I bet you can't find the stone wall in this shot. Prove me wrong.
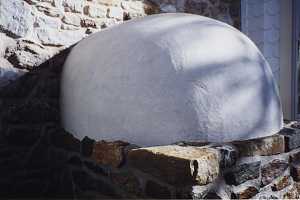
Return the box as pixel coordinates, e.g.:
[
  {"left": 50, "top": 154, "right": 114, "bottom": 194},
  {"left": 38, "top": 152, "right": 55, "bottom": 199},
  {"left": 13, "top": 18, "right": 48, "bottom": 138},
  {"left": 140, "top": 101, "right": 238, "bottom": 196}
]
[
  {"left": 0, "top": 48, "right": 299, "bottom": 198},
  {"left": 0, "top": 0, "right": 240, "bottom": 87}
]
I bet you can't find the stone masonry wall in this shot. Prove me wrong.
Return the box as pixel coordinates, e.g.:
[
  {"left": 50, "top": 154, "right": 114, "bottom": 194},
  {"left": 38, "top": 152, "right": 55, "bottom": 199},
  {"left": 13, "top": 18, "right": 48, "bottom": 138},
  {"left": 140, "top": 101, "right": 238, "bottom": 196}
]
[
  {"left": 0, "top": 48, "right": 300, "bottom": 198},
  {"left": 0, "top": 0, "right": 240, "bottom": 86}
]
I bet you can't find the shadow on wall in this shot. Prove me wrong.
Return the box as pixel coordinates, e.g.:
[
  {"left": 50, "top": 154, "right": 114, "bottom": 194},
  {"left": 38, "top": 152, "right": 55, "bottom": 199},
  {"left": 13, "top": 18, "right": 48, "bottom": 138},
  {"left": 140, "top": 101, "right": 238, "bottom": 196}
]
[
  {"left": 0, "top": 46, "right": 139, "bottom": 199},
  {"left": 0, "top": 46, "right": 93, "bottom": 198}
]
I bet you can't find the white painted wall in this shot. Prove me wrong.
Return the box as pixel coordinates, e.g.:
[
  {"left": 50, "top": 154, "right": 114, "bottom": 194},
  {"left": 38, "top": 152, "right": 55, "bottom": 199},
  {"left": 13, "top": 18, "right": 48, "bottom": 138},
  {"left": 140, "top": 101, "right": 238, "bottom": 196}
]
[{"left": 241, "top": 0, "right": 280, "bottom": 83}]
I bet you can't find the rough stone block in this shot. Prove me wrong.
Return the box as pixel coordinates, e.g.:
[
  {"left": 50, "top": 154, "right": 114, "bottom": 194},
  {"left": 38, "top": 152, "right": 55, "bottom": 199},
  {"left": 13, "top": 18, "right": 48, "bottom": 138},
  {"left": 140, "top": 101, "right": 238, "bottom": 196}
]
[
  {"left": 176, "top": 184, "right": 219, "bottom": 199},
  {"left": 224, "top": 161, "right": 260, "bottom": 185},
  {"left": 97, "top": 0, "right": 120, "bottom": 7},
  {"left": 80, "top": 136, "right": 95, "bottom": 157},
  {"left": 80, "top": 18, "right": 97, "bottom": 28},
  {"left": 128, "top": 145, "right": 219, "bottom": 186},
  {"left": 90, "top": 140, "right": 129, "bottom": 168},
  {"left": 51, "top": 130, "right": 81, "bottom": 152},
  {"left": 214, "top": 144, "right": 238, "bottom": 168},
  {"left": 278, "top": 127, "right": 300, "bottom": 151},
  {"left": 62, "top": 13, "right": 81, "bottom": 26},
  {"left": 291, "top": 161, "right": 300, "bottom": 181},
  {"left": 108, "top": 7, "right": 124, "bottom": 19},
  {"left": 232, "top": 185, "right": 258, "bottom": 199},
  {"left": 283, "top": 184, "right": 299, "bottom": 199},
  {"left": 110, "top": 170, "right": 142, "bottom": 197},
  {"left": 289, "top": 151, "right": 300, "bottom": 162},
  {"left": 261, "top": 159, "right": 289, "bottom": 187},
  {"left": 62, "top": 0, "right": 83, "bottom": 13},
  {"left": 271, "top": 176, "right": 292, "bottom": 191},
  {"left": 84, "top": 5, "right": 107, "bottom": 18},
  {"left": 233, "top": 134, "right": 285, "bottom": 156},
  {"left": 145, "top": 180, "right": 171, "bottom": 199}
]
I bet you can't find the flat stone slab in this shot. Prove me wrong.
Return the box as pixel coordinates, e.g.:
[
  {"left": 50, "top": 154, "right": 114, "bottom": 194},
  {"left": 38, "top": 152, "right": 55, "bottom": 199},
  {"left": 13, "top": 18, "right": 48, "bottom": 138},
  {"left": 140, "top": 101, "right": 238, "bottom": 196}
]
[
  {"left": 232, "top": 134, "right": 285, "bottom": 156},
  {"left": 224, "top": 161, "right": 261, "bottom": 186},
  {"left": 127, "top": 145, "right": 219, "bottom": 186},
  {"left": 278, "top": 127, "right": 300, "bottom": 151},
  {"left": 61, "top": 13, "right": 283, "bottom": 146}
]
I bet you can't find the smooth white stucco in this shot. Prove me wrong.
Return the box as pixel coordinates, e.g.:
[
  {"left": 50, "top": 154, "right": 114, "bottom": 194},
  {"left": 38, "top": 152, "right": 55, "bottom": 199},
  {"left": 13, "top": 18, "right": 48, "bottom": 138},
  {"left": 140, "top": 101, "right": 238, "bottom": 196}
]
[{"left": 61, "top": 13, "right": 283, "bottom": 146}]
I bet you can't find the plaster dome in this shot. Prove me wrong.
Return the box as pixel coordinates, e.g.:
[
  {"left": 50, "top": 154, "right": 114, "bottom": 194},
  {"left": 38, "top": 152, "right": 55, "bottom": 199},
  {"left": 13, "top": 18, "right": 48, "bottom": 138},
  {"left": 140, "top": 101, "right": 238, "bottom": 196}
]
[{"left": 61, "top": 13, "right": 283, "bottom": 146}]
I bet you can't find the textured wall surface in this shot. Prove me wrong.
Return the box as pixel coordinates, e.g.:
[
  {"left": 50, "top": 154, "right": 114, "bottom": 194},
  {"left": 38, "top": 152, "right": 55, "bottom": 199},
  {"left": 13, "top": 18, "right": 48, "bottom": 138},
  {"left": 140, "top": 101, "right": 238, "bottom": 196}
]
[
  {"left": 0, "top": 0, "right": 240, "bottom": 87},
  {"left": 241, "top": 0, "right": 280, "bottom": 82},
  {"left": 61, "top": 13, "right": 282, "bottom": 146}
]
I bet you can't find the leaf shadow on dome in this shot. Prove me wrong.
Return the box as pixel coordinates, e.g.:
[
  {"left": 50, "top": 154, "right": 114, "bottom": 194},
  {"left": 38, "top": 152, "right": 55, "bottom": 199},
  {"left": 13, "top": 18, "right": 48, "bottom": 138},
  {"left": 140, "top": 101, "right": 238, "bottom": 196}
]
[{"left": 146, "top": 19, "right": 282, "bottom": 141}]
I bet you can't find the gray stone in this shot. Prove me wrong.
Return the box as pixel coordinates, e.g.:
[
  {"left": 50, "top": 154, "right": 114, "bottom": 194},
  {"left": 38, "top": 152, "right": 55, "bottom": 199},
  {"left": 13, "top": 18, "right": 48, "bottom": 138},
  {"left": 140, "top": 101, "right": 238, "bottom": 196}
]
[
  {"left": 145, "top": 180, "right": 171, "bottom": 199},
  {"left": 35, "top": 15, "right": 62, "bottom": 29},
  {"left": 5, "top": 40, "right": 53, "bottom": 69},
  {"left": 160, "top": 3, "right": 177, "bottom": 13},
  {"left": 36, "top": 28, "right": 86, "bottom": 46},
  {"left": 84, "top": 5, "right": 107, "bottom": 18},
  {"left": 61, "top": 13, "right": 283, "bottom": 146},
  {"left": 0, "top": 60, "right": 24, "bottom": 87},
  {"left": 232, "top": 185, "right": 259, "bottom": 199},
  {"left": 0, "top": 0, "right": 35, "bottom": 38},
  {"left": 108, "top": 7, "right": 124, "bottom": 19},
  {"left": 291, "top": 161, "right": 300, "bottom": 182},
  {"left": 128, "top": 145, "right": 220, "bottom": 186},
  {"left": 190, "top": 184, "right": 213, "bottom": 199},
  {"left": 261, "top": 159, "right": 289, "bottom": 187},
  {"left": 214, "top": 144, "right": 238, "bottom": 168},
  {"left": 224, "top": 161, "right": 261, "bottom": 185},
  {"left": 271, "top": 176, "right": 292, "bottom": 191},
  {"left": 62, "top": 0, "right": 83, "bottom": 13},
  {"left": 62, "top": 13, "right": 81, "bottom": 26},
  {"left": 278, "top": 127, "right": 300, "bottom": 151},
  {"left": 233, "top": 134, "right": 285, "bottom": 156}
]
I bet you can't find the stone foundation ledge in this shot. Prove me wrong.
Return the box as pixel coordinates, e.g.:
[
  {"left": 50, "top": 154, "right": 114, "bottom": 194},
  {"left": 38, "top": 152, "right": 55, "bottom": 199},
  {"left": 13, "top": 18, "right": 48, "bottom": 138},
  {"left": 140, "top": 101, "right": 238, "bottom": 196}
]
[{"left": 75, "top": 121, "right": 300, "bottom": 199}]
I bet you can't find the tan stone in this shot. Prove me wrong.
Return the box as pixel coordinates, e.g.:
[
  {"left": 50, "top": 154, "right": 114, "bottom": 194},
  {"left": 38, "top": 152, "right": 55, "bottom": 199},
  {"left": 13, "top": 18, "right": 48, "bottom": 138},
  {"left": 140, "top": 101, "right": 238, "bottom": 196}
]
[
  {"left": 96, "top": 0, "right": 120, "bottom": 7},
  {"left": 261, "top": 159, "right": 288, "bottom": 187},
  {"left": 283, "top": 184, "right": 299, "bottom": 199},
  {"left": 233, "top": 134, "right": 285, "bottom": 156},
  {"left": 90, "top": 140, "right": 129, "bottom": 168},
  {"left": 271, "top": 176, "right": 291, "bottom": 191},
  {"left": 291, "top": 161, "right": 300, "bottom": 181},
  {"left": 233, "top": 186, "right": 258, "bottom": 199},
  {"left": 128, "top": 145, "right": 219, "bottom": 186}
]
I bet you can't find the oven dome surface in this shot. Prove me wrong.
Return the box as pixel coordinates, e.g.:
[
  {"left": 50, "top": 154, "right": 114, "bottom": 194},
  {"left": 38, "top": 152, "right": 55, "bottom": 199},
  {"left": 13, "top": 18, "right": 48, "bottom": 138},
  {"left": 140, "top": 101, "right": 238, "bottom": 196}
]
[{"left": 61, "top": 13, "right": 283, "bottom": 146}]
